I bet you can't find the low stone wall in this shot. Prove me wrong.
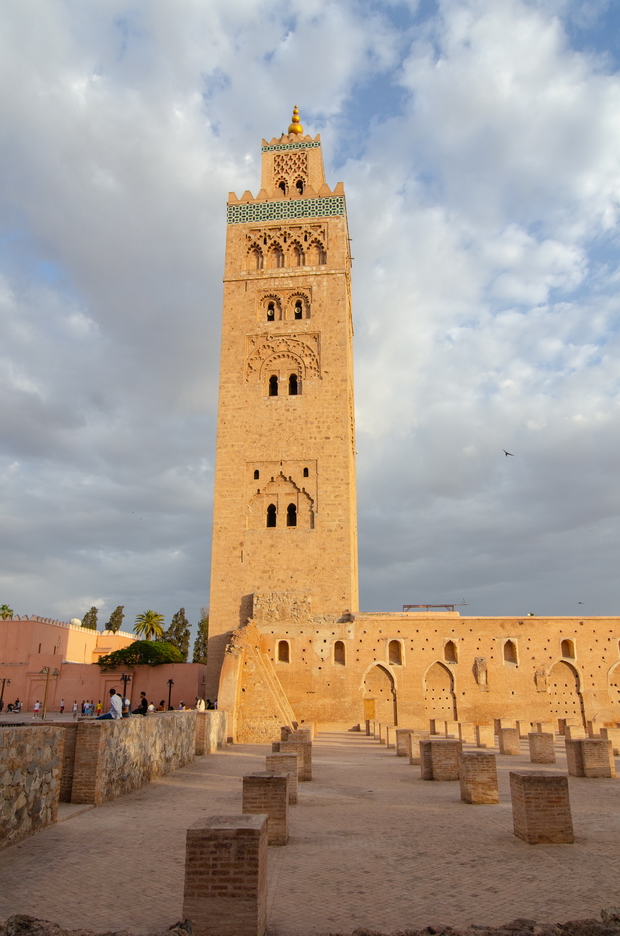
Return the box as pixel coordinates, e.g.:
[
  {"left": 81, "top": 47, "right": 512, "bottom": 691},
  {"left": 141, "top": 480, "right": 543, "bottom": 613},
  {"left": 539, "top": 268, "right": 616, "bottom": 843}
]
[
  {"left": 0, "top": 726, "right": 64, "bottom": 849},
  {"left": 71, "top": 712, "right": 197, "bottom": 805},
  {"left": 195, "top": 710, "right": 227, "bottom": 755}
]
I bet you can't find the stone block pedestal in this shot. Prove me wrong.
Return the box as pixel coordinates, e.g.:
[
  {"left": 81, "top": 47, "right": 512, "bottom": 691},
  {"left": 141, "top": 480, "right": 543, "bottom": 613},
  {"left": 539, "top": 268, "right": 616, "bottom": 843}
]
[
  {"left": 420, "top": 739, "right": 462, "bottom": 780},
  {"left": 265, "top": 753, "right": 298, "bottom": 804},
  {"left": 509, "top": 771, "right": 574, "bottom": 844},
  {"left": 528, "top": 732, "right": 556, "bottom": 764},
  {"left": 242, "top": 773, "right": 289, "bottom": 845},
  {"left": 458, "top": 752, "right": 499, "bottom": 804},
  {"left": 498, "top": 727, "right": 521, "bottom": 755}
]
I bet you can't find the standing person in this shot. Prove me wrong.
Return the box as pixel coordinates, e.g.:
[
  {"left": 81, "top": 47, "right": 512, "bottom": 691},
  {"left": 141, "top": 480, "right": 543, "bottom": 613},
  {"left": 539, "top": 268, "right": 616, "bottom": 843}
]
[
  {"left": 96, "top": 688, "right": 123, "bottom": 720},
  {"left": 60, "top": 699, "right": 65, "bottom": 714},
  {"left": 96, "top": 700, "right": 102, "bottom": 716},
  {"left": 132, "top": 692, "right": 148, "bottom": 716},
  {"left": 72, "top": 701, "right": 78, "bottom": 719},
  {"left": 33, "top": 700, "right": 40, "bottom": 718}
]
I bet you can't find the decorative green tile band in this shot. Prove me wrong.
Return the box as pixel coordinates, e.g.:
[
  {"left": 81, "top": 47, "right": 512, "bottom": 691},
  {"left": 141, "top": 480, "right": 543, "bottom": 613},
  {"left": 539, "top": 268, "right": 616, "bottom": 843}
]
[
  {"left": 227, "top": 195, "right": 345, "bottom": 224},
  {"left": 261, "top": 141, "right": 321, "bottom": 153}
]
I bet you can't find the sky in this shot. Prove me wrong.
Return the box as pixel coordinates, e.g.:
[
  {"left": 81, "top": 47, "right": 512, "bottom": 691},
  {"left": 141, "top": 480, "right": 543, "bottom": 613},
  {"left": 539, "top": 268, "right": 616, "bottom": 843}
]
[{"left": 1, "top": 0, "right": 620, "bottom": 636}]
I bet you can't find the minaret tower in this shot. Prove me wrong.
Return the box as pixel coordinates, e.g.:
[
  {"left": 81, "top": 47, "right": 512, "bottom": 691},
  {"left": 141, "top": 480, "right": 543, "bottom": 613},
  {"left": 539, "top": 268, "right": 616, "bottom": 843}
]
[{"left": 206, "top": 108, "right": 358, "bottom": 695}]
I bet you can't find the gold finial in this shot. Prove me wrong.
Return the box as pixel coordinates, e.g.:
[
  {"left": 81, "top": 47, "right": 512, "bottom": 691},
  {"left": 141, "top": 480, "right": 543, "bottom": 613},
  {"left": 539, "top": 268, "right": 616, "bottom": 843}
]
[{"left": 288, "top": 105, "right": 303, "bottom": 135}]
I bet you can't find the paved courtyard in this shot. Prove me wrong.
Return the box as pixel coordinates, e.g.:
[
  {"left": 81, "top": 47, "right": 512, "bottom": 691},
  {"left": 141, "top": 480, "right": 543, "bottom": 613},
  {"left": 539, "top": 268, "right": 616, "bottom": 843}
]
[{"left": 0, "top": 731, "right": 619, "bottom": 935}]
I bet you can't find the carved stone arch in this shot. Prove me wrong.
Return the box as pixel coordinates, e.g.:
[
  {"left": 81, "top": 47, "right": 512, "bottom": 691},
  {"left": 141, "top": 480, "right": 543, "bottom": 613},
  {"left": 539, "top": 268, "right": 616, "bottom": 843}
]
[
  {"left": 260, "top": 293, "right": 283, "bottom": 322},
  {"left": 288, "top": 291, "right": 310, "bottom": 320},
  {"left": 247, "top": 244, "right": 264, "bottom": 271},
  {"left": 423, "top": 660, "right": 457, "bottom": 722},
  {"left": 362, "top": 663, "right": 397, "bottom": 725},
  {"left": 275, "top": 177, "right": 288, "bottom": 195},
  {"left": 246, "top": 336, "right": 320, "bottom": 381},
  {"left": 288, "top": 241, "right": 305, "bottom": 268},
  {"left": 307, "top": 239, "right": 326, "bottom": 265},
  {"left": 247, "top": 472, "right": 314, "bottom": 531},
  {"left": 548, "top": 659, "right": 586, "bottom": 727},
  {"left": 262, "top": 352, "right": 305, "bottom": 383},
  {"left": 268, "top": 242, "right": 285, "bottom": 268}
]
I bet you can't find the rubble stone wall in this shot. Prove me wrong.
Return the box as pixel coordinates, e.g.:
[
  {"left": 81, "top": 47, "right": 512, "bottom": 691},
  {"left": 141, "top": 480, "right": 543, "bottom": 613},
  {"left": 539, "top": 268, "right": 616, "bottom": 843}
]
[{"left": 0, "top": 726, "right": 64, "bottom": 849}]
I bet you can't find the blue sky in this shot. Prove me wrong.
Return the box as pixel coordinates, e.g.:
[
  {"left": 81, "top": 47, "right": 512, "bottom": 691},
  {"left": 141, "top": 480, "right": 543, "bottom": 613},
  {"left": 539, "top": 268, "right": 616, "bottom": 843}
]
[{"left": 1, "top": 0, "right": 620, "bottom": 635}]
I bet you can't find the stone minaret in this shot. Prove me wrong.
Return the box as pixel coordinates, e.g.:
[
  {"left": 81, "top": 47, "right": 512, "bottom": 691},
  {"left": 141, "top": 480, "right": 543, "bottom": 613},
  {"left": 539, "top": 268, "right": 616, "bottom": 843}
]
[{"left": 206, "top": 108, "right": 358, "bottom": 696}]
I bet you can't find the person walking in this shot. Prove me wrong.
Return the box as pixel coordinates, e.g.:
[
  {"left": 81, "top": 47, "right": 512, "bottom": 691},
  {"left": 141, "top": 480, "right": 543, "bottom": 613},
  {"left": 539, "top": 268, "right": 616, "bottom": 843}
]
[
  {"left": 33, "top": 700, "right": 40, "bottom": 718},
  {"left": 96, "top": 688, "right": 123, "bottom": 720},
  {"left": 60, "top": 699, "right": 65, "bottom": 714},
  {"left": 72, "top": 701, "right": 78, "bottom": 719},
  {"left": 96, "top": 700, "right": 102, "bottom": 716}
]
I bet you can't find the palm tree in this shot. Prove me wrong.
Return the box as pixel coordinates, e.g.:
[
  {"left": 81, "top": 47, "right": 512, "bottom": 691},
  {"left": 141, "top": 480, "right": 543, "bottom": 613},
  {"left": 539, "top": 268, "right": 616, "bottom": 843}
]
[
  {"left": 0, "top": 604, "right": 14, "bottom": 620},
  {"left": 134, "top": 610, "right": 165, "bottom": 641}
]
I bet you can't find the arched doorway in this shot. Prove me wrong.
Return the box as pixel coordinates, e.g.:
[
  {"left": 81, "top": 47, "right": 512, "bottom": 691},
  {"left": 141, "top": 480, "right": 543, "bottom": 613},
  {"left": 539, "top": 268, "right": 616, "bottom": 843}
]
[
  {"left": 548, "top": 660, "right": 585, "bottom": 727},
  {"left": 363, "top": 664, "right": 397, "bottom": 725},
  {"left": 424, "top": 662, "right": 457, "bottom": 722},
  {"left": 608, "top": 663, "right": 620, "bottom": 713}
]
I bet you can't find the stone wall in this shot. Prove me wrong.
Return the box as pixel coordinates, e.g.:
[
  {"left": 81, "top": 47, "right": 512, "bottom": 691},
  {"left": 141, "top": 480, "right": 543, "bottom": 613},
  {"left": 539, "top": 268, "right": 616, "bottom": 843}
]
[
  {"left": 194, "top": 710, "right": 227, "bottom": 755},
  {"left": 0, "top": 726, "right": 63, "bottom": 849},
  {"left": 70, "top": 712, "right": 197, "bottom": 806}
]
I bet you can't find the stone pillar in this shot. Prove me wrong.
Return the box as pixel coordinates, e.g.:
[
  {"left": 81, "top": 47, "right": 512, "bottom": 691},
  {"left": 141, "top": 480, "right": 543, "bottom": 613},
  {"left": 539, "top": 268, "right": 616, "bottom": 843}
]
[
  {"left": 475, "top": 725, "right": 495, "bottom": 748},
  {"left": 420, "top": 739, "right": 462, "bottom": 780},
  {"left": 536, "top": 722, "right": 555, "bottom": 735},
  {"left": 408, "top": 733, "right": 430, "bottom": 765},
  {"left": 378, "top": 723, "right": 387, "bottom": 744},
  {"left": 458, "top": 723, "right": 476, "bottom": 744},
  {"left": 600, "top": 727, "right": 620, "bottom": 756},
  {"left": 528, "top": 732, "right": 556, "bottom": 764},
  {"left": 280, "top": 727, "right": 291, "bottom": 741},
  {"left": 565, "top": 725, "right": 586, "bottom": 740},
  {"left": 183, "top": 815, "right": 267, "bottom": 936},
  {"left": 565, "top": 738, "right": 585, "bottom": 776},
  {"left": 385, "top": 725, "right": 396, "bottom": 749},
  {"left": 509, "top": 771, "right": 574, "bottom": 844},
  {"left": 372, "top": 721, "right": 379, "bottom": 739},
  {"left": 517, "top": 721, "right": 533, "bottom": 739},
  {"left": 276, "top": 740, "right": 312, "bottom": 781},
  {"left": 498, "top": 727, "right": 520, "bottom": 755},
  {"left": 290, "top": 728, "right": 312, "bottom": 742},
  {"left": 242, "top": 773, "right": 289, "bottom": 846},
  {"left": 581, "top": 738, "right": 616, "bottom": 778},
  {"left": 587, "top": 720, "right": 602, "bottom": 738},
  {"left": 396, "top": 729, "right": 413, "bottom": 757},
  {"left": 265, "top": 753, "right": 298, "bottom": 805},
  {"left": 444, "top": 720, "right": 459, "bottom": 738},
  {"left": 458, "top": 752, "right": 499, "bottom": 804},
  {"left": 365, "top": 719, "right": 371, "bottom": 736}
]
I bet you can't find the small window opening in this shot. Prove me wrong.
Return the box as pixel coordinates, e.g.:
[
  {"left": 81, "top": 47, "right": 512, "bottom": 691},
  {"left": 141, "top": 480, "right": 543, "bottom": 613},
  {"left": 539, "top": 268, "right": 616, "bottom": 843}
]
[
  {"left": 267, "top": 302, "right": 275, "bottom": 321},
  {"left": 444, "top": 640, "right": 457, "bottom": 663},
  {"left": 296, "top": 179, "right": 304, "bottom": 194},
  {"left": 318, "top": 248, "right": 327, "bottom": 265},
  {"left": 289, "top": 374, "right": 298, "bottom": 395},
  {"left": 278, "top": 640, "right": 290, "bottom": 662},
  {"left": 269, "top": 375, "right": 278, "bottom": 396},
  {"left": 266, "top": 504, "right": 277, "bottom": 527},
  {"left": 561, "top": 639, "right": 575, "bottom": 659},
  {"left": 504, "top": 640, "right": 518, "bottom": 664},
  {"left": 303, "top": 467, "right": 309, "bottom": 477},
  {"left": 287, "top": 503, "right": 297, "bottom": 527},
  {"left": 254, "top": 469, "right": 260, "bottom": 480},
  {"left": 389, "top": 640, "right": 402, "bottom": 665},
  {"left": 38, "top": 643, "right": 42, "bottom": 653},
  {"left": 278, "top": 181, "right": 286, "bottom": 194},
  {"left": 295, "top": 301, "right": 303, "bottom": 319},
  {"left": 334, "top": 641, "right": 346, "bottom": 665}
]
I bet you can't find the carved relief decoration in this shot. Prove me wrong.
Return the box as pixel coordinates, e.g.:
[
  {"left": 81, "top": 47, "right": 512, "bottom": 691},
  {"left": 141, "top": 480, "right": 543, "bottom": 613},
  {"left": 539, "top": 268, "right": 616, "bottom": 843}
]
[{"left": 246, "top": 334, "right": 320, "bottom": 380}]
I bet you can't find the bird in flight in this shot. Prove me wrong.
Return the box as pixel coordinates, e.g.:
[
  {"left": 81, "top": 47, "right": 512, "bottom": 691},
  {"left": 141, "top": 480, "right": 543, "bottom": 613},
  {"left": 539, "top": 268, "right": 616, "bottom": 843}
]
[{"left": 503, "top": 450, "right": 514, "bottom": 457}]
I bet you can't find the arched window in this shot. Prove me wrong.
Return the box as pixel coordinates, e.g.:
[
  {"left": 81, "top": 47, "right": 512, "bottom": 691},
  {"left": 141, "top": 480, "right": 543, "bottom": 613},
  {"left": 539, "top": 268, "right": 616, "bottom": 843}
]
[
  {"left": 267, "top": 302, "right": 275, "bottom": 321},
  {"left": 277, "top": 640, "right": 289, "bottom": 662},
  {"left": 444, "top": 640, "right": 457, "bottom": 663},
  {"left": 287, "top": 503, "right": 297, "bottom": 527},
  {"left": 318, "top": 248, "right": 327, "bottom": 265},
  {"left": 504, "top": 640, "right": 518, "bottom": 664},
  {"left": 292, "top": 246, "right": 304, "bottom": 267},
  {"left": 254, "top": 469, "right": 260, "bottom": 480},
  {"left": 278, "top": 181, "right": 287, "bottom": 195},
  {"left": 561, "top": 639, "right": 575, "bottom": 659},
  {"left": 334, "top": 641, "right": 345, "bottom": 665},
  {"left": 303, "top": 467, "right": 309, "bottom": 477},
  {"left": 269, "top": 375, "right": 278, "bottom": 396},
  {"left": 389, "top": 640, "right": 402, "bottom": 665},
  {"left": 289, "top": 374, "right": 298, "bottom": 395},
  {"left": 266, "top": 504, "right": 277, "bottom": 527},
  {"left": 295, "top": 179, "right": 304, "bottom": 194},
  {"left": 249, "top": 248, "right": 263, "bottom": 270},
  {"left": 271, "top": 248, "right": 284, "bottom": 269},
  {"left": 294, "top": 301, "right": 303, "bottom": 319}
]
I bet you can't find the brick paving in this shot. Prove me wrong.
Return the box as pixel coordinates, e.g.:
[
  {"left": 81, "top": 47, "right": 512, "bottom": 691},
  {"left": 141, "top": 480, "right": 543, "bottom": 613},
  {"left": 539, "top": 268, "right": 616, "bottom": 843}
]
[{"left": 1, "top": 731, "right": 619, "bottom": 934}]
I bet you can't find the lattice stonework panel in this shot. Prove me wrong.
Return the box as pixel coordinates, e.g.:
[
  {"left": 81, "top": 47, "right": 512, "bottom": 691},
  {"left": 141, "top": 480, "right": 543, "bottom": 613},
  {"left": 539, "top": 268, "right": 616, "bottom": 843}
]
[
  {"left": 227, "top": 196, "right": 345, "bottom": 224},
  {"left": 245, "top": 334, "right": 320, "bottom": 380},
  {"left": 261, "top": 141, "right": 321, "bottom": 153},
  {"left": 273, "top": 152, "right": 308, "bottom": 184}
]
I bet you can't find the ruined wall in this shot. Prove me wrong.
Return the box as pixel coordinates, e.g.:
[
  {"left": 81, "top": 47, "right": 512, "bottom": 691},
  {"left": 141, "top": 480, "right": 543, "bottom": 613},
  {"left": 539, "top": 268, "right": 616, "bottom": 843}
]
[
  {"left": 0, "top": 725, "right": 63, "bottom": 849},
  {"left": 70, "top": 712, "right": 197, "bottom": 805},
  {"left": 195, "top": 710, "right": 227, "bottom": 755}
]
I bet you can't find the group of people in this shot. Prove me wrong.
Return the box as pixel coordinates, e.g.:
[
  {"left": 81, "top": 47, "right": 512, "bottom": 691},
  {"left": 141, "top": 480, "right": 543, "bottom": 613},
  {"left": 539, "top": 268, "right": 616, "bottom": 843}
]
[
  {"left": 95, "top": 689, "right": 217, "bottom": 719},
  {"left": 0, "top": 698, "right": 22, "bottom": 713}
]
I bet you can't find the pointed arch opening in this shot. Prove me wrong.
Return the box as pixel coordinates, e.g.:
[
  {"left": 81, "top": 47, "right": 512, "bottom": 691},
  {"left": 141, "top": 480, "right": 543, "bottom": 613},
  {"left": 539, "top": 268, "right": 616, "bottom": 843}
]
[
  {"left": 286, "top": 503, "right": 297, "bottom": 527},
  {"left": 444, "top": 640, "right": 458, "bottom": 663},
  {"left": 363, "top": 664, "right": 397, "bottom": 725},
  {"left": 503, "top": 640, "right": 518, "bottom": 664},
  {"left": 424, "top": 661, "right": 457, "bottom": 722},
  {"left": 561, "top": 639, "right": 575, "bottom": 659},
  {"left": 549, "top": 660, "right": 585, "bottom": 727},
  {"left": 289, "top": 374, "right": 298, "bottom": 395},
  {"left": 269, "top": 375, "right": 278, "bottom": 397},
  {"left": 266, "top": 504, "right": 277, "bottom": 528},
  {"left": 388, "top": 640, "right": 402, "bottom": 666}
]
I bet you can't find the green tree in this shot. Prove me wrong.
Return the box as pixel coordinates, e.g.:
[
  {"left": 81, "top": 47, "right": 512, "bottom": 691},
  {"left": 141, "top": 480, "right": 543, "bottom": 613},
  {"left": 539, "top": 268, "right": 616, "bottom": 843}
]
[
  {"left": 162, "top": 607, "right": 190, "bottom": 662},
  {"left": 81, "top": 607, "right": 98, "bottom": 630},
  {"left": 192, "top": 607, "right": 209, "bottom": 664},
  {"left": 96, "top": 640, "right": 183, "bottom": 671},
  {"left": 106, "top": 605, "right": 125, "bottom": 633},
  {"left": 0, "top": 604, "right": 14, "bottom": 620},
  {"left": 134, "top": 610, "right": 165, "bottom": 641}
]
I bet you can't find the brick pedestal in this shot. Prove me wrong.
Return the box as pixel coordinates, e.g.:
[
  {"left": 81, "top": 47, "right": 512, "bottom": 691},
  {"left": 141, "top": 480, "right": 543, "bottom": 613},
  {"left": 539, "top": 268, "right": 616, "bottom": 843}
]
[
  {"left": 528, "top": 732, "right": 555, "bottom": 764},
  {"left": 265, "top": 753, "right": 298, "bottom": 804},
  {"left": 408, "top": 732, "right": 430, "bottom": 765},
  {"left": 600, "top": 727, "right": 620, "bottom": 755},
  {"left": 242, "top": 773, "right": 289, "bottom": 846},
  {"left": 587, "top": 720, "right": 603, "bottom": 738},
  {"left": 498, "top": 727, "right": 521, "bottom": 755},
  {"left": 290, "top": 728, "right": 312, "bottom": 742},
  {"left": 365, "top": 719, "right": 371, "bottom": 736},
  {"left": 444, "top": 720, "right": 459, "bottom": 738},
  {"left": 183, "top": 815, "right": 267, "bottom": 936},
  {"left": 565, "top": 725, "right": 586, "bottom": 740},
  {"left": 420, "top": 739, "right": 462, "bottom": 780},
  {"left": 475, "top": 724, "right": 494, "bottom": 748},
  {"left": 509, "top": 771, "right": 574, "bottom": 844},
  {"left": 396, "top": 729, "right": 412, "bottom": 756},
  {"left": 385, "top": 725, "right": 396, "bottom": 749},
  {"left": 458, "top": 723, "right": 476, "bottom": 744},
  {"left": 566, "top": 738, "right": 615, "bottom": 777},
  {"left": 458, "top": 752, "right": 499, "bottom": 804},
  {"left": 274, "top": 740, "right": 312, "bottom": 781},
  {"left": 536, "top": 722, "right": 555, "bottom": 735}
]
